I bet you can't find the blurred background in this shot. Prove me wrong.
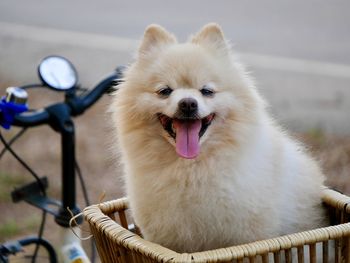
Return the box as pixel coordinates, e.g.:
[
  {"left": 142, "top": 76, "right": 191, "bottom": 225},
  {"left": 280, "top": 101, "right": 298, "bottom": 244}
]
[{"left": 0, "top": 0, "right": 349, "bottom": 261}]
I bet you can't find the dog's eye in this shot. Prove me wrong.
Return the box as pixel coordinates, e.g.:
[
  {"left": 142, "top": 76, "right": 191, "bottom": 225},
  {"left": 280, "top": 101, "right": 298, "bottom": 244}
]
[
  {"left": 157, "top": 86, "right": 173, "bottom": 97},
  {"left": 200, "top": 88, "right": 215, "bottom": 97}
]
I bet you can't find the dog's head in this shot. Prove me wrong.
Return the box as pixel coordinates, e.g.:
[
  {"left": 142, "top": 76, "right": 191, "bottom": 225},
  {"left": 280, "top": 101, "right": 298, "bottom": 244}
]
[{"left": 114, "top": 24, "right": 264, "bottom": 160}]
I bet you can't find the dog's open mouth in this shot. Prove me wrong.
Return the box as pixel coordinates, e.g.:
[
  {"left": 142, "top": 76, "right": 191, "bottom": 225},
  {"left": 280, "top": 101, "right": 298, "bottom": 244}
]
[{"left": 157, "top": 113, "right": 215, "bottom": 159}]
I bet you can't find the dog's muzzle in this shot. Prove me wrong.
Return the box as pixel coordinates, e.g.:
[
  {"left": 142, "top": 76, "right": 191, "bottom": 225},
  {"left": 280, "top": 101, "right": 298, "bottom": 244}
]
[{"left": 158, "top": 102, "right": 215, "bottom": 159}]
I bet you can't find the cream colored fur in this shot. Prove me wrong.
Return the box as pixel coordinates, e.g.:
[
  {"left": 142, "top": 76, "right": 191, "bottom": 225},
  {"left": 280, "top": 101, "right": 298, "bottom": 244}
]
[{"left": 110, "top": 23, "right": 327, "bottom": 253}]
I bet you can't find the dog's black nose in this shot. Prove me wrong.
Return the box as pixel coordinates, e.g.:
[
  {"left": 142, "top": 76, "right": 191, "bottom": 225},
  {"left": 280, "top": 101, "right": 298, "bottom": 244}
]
[{"left": 178, "top": 98, "right": 198, "bottom": 115}]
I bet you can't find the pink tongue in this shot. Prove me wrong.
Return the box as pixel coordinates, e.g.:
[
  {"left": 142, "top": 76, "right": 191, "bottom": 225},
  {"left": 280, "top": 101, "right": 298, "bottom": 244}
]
[{"left": 173, "top": 119, "right": 202, "bottom": 159}]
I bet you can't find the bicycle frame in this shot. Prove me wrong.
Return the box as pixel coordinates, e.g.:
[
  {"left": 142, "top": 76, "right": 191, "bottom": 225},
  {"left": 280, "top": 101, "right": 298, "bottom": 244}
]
[
  {"left": 48, "top": 102, "right": 90, "bottom": 263},
  {"left": 46, "top": 101, "right": 81, "bottom": 227},
  {"left": 9, "top": 98, "right": 91, "bottom": 263},
  {"left": 1, "top": 57, "right": 122, "bottom": 262}
]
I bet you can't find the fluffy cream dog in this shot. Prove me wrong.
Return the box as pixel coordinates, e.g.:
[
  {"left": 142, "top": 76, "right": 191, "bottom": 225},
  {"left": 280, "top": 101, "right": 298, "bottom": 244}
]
[{"left": 111, "top": 23, "right": 326, "bottom": 253}]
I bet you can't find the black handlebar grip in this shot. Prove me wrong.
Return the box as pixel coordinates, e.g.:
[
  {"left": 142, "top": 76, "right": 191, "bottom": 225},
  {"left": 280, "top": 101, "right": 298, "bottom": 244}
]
[{"left": 107, "top": 66, "right": 126, "bottom": 94}]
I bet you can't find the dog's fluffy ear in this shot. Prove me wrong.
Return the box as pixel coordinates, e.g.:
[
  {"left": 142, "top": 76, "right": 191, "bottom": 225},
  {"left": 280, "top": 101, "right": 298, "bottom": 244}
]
[
  {"left": 191, "top": 23, "right": 229, "bottom": 53},
  {"left": 139, "top": 24, "right": 177, "bottom": 56}
]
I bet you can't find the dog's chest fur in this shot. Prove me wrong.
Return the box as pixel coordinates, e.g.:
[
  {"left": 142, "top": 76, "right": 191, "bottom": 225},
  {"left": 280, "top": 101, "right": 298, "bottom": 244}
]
[{"left": 122, "top": 124, "right": 323, "bottom": 253}]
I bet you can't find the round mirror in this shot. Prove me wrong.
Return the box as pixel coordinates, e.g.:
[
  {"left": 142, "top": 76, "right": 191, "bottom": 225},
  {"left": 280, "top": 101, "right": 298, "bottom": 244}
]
[{"left": 38, "top": 56, "right": 78, "bottom": 90}]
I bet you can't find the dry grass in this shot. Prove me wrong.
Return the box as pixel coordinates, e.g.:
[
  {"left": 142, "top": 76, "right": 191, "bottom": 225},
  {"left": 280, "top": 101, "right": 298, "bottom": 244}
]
[
  {"left": 298, "top": 130, "right": 350, "bottom": 194},
  {"left": 0, "top": 85, "right": 350, "bottom": 260}
]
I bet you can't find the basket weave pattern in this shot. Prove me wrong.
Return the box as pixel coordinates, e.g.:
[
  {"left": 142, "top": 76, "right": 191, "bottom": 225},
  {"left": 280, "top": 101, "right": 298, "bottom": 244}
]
[{"left": 84, "top": 189, "right": 350, "bottom": 263}]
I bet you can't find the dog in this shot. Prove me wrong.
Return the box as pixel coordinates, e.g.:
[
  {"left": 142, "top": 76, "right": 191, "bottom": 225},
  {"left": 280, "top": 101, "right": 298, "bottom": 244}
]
[{"left": 110, "top": 23, "right": 327, "bottom": 253}]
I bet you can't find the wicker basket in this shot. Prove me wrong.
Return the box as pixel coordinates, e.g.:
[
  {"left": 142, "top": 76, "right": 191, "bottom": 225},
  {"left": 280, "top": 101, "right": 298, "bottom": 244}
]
[{"left": 84, "top": 189, "right": 350, "bottom": 263}]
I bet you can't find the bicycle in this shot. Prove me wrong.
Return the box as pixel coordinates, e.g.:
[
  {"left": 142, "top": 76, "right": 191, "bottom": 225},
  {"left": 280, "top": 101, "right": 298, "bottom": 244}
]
[{"left": 0, "top": 55, "right": 123, "bottom": 263}]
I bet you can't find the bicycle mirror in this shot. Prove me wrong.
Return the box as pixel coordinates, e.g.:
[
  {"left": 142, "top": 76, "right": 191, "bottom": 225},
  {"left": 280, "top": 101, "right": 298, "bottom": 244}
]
[{"left": 38, "top": 56, "right": 78, "bottom": 91}]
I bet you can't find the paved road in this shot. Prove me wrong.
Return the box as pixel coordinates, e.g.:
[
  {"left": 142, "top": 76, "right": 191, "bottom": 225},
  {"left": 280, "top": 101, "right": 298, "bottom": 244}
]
[{"left": 0, "top": 0, "right": 349, "bottom": 133}]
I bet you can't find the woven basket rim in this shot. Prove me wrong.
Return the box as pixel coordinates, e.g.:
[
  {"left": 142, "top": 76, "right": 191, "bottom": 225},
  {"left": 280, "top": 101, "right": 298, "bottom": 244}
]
[{"left": 84, "top": 188, "right": 350, "bottom": 261}]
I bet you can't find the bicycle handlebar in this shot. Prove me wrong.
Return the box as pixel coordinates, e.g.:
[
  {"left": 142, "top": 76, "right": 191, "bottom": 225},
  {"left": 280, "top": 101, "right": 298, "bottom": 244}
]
[
  {"left": 68, "top": 74, "right": 118, "bottom": 116},
  {"left": 13, "top": 110, "right": 50, "bottom": 127},
  {"left": 12, "top": 71, "right": 121, "bottom": 127}
]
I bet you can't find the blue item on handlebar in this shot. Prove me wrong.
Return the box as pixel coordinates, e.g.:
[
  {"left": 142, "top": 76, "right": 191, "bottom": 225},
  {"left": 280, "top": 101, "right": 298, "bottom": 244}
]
[{"left": 0, "top": 97, "right": 28, "bottom": 129}]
